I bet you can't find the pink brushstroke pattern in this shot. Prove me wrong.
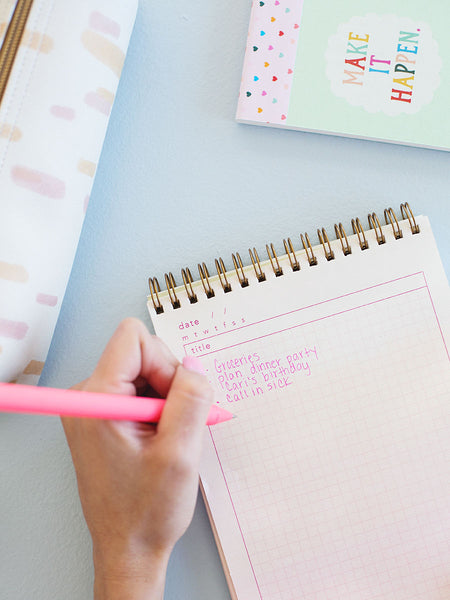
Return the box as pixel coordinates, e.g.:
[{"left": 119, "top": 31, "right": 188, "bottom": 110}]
[
  {"left": 50, "top": 105, "right": 76, "bottom": 120},
  {"left": 36, "top": 293, "right": 58, "bottom": 307},
  {"left": 84, "top": 91, "right": 111, "bottom": 116},
  {"left": 11, "top": 165, "right": 65, "bottom": 199},
  {"left": 0, "top": 318, "right": 28, "bottom": 340},
  {"left": 89, "top": 11, "right": 120, "bottom": 39}
]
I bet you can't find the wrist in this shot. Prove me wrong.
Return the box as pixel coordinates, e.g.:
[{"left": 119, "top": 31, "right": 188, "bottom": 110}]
[{"left": 93, "top": 546, "right": 170, "bottom": 600}]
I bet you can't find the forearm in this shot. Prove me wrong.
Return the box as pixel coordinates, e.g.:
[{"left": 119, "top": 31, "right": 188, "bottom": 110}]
[
  {"left": 62, "top": 321, "right": 213, "bottom": 600},
  {"left": 94, "top": 575, "right": 165, "bottom": 600},
  {"left": 93, "top": 550, "right": 169, "bottom": 600}
]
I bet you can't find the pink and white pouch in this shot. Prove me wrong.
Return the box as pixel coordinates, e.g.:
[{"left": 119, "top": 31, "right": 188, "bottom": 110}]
[{"left": 0, "top": 0, "right": 138, "bottom": 383}]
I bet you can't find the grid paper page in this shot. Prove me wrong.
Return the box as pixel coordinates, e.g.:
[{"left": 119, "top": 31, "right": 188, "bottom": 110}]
[{"left": 149, "top": 216, "right": 450, "bottom": 600}]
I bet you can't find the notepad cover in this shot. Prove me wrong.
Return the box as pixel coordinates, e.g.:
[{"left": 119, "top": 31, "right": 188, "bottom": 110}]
[{"left": 236, "top": 0, "right": 450, "bottom": 151}]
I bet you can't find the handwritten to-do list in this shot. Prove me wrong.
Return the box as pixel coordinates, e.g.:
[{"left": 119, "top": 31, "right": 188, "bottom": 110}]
[
  {"left": 212, "top": 346, "right": 319, "bottom": 402},
  {"left": 149, "top": 216, "right": 450, "bottom": 600}
]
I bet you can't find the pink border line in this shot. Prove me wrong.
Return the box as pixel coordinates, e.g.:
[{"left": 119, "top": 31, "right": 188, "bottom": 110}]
[
  {"left": 207, "top": 428, "right": 264, "bottom": 599},
  {"left": 196, "top": 285, "right": 427, "bottom": 357},
  {"left": 183, "top": 272, "right": 425, "bottom": 353},
  {"left": 197, "top": 271, "right": 448, "bottom": 598},
  {"left": 423, "top": 272, "right": 450, "bottom": 361}
]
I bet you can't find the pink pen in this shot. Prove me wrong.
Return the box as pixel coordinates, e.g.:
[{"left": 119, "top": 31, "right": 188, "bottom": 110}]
[{"left": 0, "top": 383, "right": 233, "bottom": 425}]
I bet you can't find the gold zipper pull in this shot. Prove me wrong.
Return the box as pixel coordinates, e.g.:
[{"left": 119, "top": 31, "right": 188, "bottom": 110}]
[
  {"left": 0, "top": 0, "right": 34, "bottom": 107},
  {"left": 0, "top": 1, "right": 17, "bottom": 47}
]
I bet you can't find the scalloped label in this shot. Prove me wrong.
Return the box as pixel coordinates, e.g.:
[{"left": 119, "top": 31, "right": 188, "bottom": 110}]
[{"left": 325, "top": 14, "right": 442, "bottom": 115}]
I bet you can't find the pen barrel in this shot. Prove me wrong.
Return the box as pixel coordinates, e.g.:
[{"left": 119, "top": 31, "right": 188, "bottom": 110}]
[
  {"left": 0, "top": 383, "right": 233, "bottom": 425},
  {"left": 0, "top": 383, "right": 166, "bottom": 421}
]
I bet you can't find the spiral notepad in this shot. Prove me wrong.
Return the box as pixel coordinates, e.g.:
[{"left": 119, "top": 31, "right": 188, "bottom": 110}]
[{"left": 147, "top": 204, "right": 450, "bottom": 600}]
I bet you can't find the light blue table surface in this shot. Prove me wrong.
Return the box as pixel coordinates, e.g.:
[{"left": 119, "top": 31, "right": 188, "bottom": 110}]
[{"left": 2, "top": 1, "right": 449, "bottom": 599}]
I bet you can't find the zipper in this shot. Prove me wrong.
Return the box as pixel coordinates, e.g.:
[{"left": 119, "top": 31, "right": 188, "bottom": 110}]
[{"left": 0, "top": 0, "right": 34, "bottom": 107}]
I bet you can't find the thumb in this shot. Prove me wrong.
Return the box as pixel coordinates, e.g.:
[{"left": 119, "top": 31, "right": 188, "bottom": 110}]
[{"left": 157, "top": 357, "right": 213, "bottom": 456}]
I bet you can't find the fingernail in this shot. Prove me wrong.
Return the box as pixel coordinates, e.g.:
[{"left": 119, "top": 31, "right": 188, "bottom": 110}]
[{"left": 183, "top": 356, "right": 205, "bottom": 375}]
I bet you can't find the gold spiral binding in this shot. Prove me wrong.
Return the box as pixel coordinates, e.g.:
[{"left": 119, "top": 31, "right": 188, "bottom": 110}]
[
  {"left": 368, "top": 212, "right": 386, "bottom": 245},
  {"left": 165, "top": 272, "right": 181, "bottom": 309},
  {"left": 351, "top": 218, "right": 369, "bottom": 250},
  {"left": 232, "top": 252, "right": 249, "bottom": 287},
  {"left": 401, "top": 202, "right": 420, "bottom": 234},
  {"left": 149, "top": 277, "right": 164, "bottom": 314},
  {"left": 266, "top": 243, "right": 283, "bottom": 276},
  {"left": 334, "top": 223, "right": 352, "bottom": 256},
  {"left": 249, "top": 247, "right": 266, "bottom": 282},
  {"left": 283, "top": 238, "right": 300, "bottom": 271},
  {"left": 181, "top": 268, "right": 198, "bottom": 303},
  {"left": 384, "top": 207, "right": 403, "bottom": 239},
  {"left": 301, "top": 233, "right": 318, "bottom": 266},
  {"left": 317, "top": 228, "right": 334, "bottom": 261},
  {"left": 215, "top": 257, "right": 232, "bottom": 292},
  {"left": 148, "top": 203, "right": 421, "bottom": 313},
  {"left": 198, "top": 263, "right": 215, "bottom": 298}
]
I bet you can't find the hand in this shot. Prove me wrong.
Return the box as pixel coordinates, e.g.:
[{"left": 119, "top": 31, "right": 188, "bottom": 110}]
[{"left": 61, "top": 318, "right": 213, "bottom": 600}]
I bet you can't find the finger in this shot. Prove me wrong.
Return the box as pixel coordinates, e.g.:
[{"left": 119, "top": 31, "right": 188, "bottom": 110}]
[
  {"left": 157, "top": 357, "right": 213, "bottom": 456},
  {"left": 88, "top": 318, "right": 179, "bottom": 397}
]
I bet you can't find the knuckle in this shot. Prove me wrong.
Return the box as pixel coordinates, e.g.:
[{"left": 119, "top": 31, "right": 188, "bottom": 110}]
[
  {"left": 181, "top": 375, "right": 214, "bottom": 407},
  {"left": 173, "top": 452, "right": 195, "bottom": 479},
  {"left": 117, "top": 317, "right": 144, "bottom": 334},
  {"left": 155, "top": 445, "right": 195, "bottom": 480}
]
